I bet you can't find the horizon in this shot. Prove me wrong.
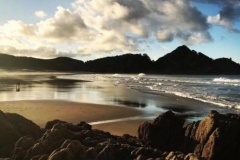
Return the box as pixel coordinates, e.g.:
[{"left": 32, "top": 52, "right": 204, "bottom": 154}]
[{"left": 0, "top": 0, "right": 239, "bottom": 63}]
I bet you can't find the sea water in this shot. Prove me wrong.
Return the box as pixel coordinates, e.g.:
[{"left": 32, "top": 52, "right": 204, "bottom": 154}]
[
  {"left": 102, "top": 74, "right": 240, "bottom": 110},
  {"left": 60, "top": 74, "right": 240, "bottom": 108}
]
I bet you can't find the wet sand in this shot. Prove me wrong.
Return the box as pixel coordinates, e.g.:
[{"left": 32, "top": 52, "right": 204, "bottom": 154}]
[{"left": 0, "top": 100, "right": 145, "bottom": 135}]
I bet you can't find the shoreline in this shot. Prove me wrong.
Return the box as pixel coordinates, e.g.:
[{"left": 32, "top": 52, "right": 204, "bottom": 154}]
[{"left": 0, "top": 100, "right": 146, "bottom": 136}]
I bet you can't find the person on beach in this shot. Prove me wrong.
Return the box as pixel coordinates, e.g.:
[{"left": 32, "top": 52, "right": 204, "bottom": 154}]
[{"left": 16, "top": 82, "right": 20, "bottom": 92}]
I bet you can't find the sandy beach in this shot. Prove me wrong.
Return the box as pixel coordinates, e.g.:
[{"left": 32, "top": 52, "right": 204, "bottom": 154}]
[{"left": 0, "top": 100, "right": 145, "bottom": 136}]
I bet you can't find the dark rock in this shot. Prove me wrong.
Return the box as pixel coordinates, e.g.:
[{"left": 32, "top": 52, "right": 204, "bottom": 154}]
[
  {"left": 135, "top": 155, "right": 146, "bottom": 160},
  {"left": 139, "top": 110, "right": 240, "bottom": 160},
  {"left": 45, "top": 120, "right": 68, "bottom": 130},
  {"left": 138, "top": 111, "right": 185, "bottom": 150},
  {"left": 165, "top": 151, "right": 185, "bottom": 160},
  {"left": 3, "top": 111, "right": 240, "bottom": 160},
  {"left": 184, "top": 153, "right": 203, "bottom": 160},
  {"left": 48, "top": 139, "right": 86, "bottom": 160},
  {"left": 182, "top": 110, "right": 240, "bottom": 160},
  {"left": 12, "top": 136, "right": 35, "bottom": 160},
  {"left": 77, "top": 121, "right": 92, "bottom": 130},
  {"left": 0, "top": 110, "right": 41, "bottom": 157}
]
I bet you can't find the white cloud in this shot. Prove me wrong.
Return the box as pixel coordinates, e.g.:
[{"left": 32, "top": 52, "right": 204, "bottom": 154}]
[
  {"left": 78, "top": 30, "right": 137, "bottom": 55},
  {"left": 37, "top": 6, "right": 89, "bottom": 43},
  {"left": 207, "top": 14, "right": 240, "bottom": 33},
  {"left": 0, "top": 0, "right": 214, "bottom": 58},
  {"left": 72, "top": 0, "right": 211, "bottom": 54},
  {"left": 35, "top": 11, "right": 47, "bottom": 18},
  {"left": 0, "top": 20, "right": 36, "bottom": 37}
]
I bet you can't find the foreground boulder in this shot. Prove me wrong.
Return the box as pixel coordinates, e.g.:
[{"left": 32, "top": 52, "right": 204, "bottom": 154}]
[
  {"left": 138, "top": 110, "right": 240, "bottom": 160},
  {"left": 138, "top": 111, "right": 185, "bottom": 151},
  {"left": 0, "top": 110, "right": 41, "bottom": 157}
]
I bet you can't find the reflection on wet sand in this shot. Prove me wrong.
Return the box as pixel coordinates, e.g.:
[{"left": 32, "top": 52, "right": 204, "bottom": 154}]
[{"left": 113, "top": 98, "right": 147, "bottom": 108}]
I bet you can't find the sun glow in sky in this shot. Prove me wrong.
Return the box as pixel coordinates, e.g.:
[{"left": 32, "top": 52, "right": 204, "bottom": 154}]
[{"left": 0, "top": 0, "right": 239, "bottom": 63}]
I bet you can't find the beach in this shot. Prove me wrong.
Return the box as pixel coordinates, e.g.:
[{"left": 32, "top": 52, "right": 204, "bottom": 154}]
[
  {"left": 0, "top": 72, "right": 239, "bottom": 137},
  {"left": 0, "top": 100, "right": 145, "bottom": 136}
]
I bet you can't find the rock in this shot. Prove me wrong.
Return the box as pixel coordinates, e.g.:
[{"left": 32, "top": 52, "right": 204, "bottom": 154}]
[
  {"left": 49, "top": 148, "right": 75, "bottom": 160},
  {"left": 14, "top": 136, "right": 35, "bottom": 150},
  {"left": 12, "top": 136, "right": 35, "bottom": 159},
  {"left": 138, "top": 110, "right": 240, "bottom": 160},
  {"left": 95, "top": 145, "right": 116, "bottom": 160},
  {"left": 135, "top": 155, "right": 146, "bottom": 160},
  {"left": 46, "top": 120, "right": 85, "bottom": 132},
  {"left": 165, "top": 151, "right": 185, "bottom": 160},
  {"left": 3, "top": 110, "right": 240, "bottom": 160},
  {"left": 182, "top": 110, "right": 240, "bottom": 160},
  {"left": 184, "top": 153, "right": 203, "bottom": 160},
  {"left": 77, "top": 121, "right": 92, "bottom": 130},
  {"left": 48, "top": 140, "right": 86, "bottom": 160},
  {"left": 0, "top": 110, "right": 41, "bottom": 157},
  {"left": 45, "top": 120, "right": 68, "bottom": 130},
  {"left": 138, "top": 111, "right": 185, "bottom": 150},
  {"left": 62, "top": 139, "right": 86, "bottom": 159},
  {"left": 86, "top": 147, "right": 98, "bottom": 159}
]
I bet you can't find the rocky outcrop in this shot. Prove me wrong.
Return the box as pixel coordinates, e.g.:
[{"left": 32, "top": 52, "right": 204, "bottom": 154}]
[
  {"left": 0, "top": 110, "right": 41, "bottom": 157},
  {"left": 1, "top": 116, "right": 201, "bottom": 160},
  {"left": 2, "top": 110, "right": 240, "bottom": 160},
  {"left": 182, "top": 110, "right": 240, "bottom": 160},
  {"left": 138, "top": 110, "right": 240, "bottom": 160}
]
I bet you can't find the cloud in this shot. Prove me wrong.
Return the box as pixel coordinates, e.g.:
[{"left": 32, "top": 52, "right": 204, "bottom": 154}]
[
  {"left": 0, "top": 44, "right": 76, "bottom": 59},
  {"left": 77, "top": 30, "right": 138, "bottom": 55},
  {"left": 35, "top": 11, "right": 47, "bottom": 18},
  {"left": 0, "top": 20, "right": 36, "bottom": 37},
  {"left": 207, "top": 14, "right": 240, "bottom": 33},
  {"left": 157, "top": 29, "right": 174, "bottom": 42},
  {"left": 37, "top": 6, "right": 88, "bottom": 42},
  {"left": 0, "top": 0, "right": 214, "bottom": 58},
  {"left": 160, "top": 46, "right": 168, "bottom": 51},
  {"left": 73, "top": 0, "right": 212, "bottom": 54},
  {"left": 192, "top": 0, "right": 240, "bottom": 33},
  {"left": 0, "top": 34, "right": 76, "bottom": 58}
]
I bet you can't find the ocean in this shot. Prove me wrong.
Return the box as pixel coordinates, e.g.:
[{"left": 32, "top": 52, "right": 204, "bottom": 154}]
[
  {"left": 0, "top": 72, "right": 239, "bottom": 121},
  {"left": 106, "top": 74, "right": 240, "bottom": 109}
]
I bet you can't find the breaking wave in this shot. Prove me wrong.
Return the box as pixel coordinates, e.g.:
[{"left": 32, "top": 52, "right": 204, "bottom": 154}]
[{"left": 213, "top": 77, "right": 240, "bottom": 83}]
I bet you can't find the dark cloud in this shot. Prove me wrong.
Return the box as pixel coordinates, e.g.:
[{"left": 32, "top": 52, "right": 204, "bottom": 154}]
[{"left": 117, "top": 0, "right": 150, "bottom": 21}]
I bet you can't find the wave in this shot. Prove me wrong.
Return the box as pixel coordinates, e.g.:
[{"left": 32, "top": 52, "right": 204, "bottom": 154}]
[
  {"left": 138, "top": 73, "right": 145, "bottom": 77},
  {"left": 161, "top": 90, "right": 230, "bottom": 108},
  {"left": 213, "top": 77, "right": 240, "bottom": 83},
  {"left": 114, "top": 75, "right": 240, "bottom": 111},
  {"left": 112, "top": 74, "right": 120, "bottom": 77}
]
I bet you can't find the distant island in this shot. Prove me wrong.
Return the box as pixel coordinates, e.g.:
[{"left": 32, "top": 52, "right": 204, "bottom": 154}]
[{"left": 1, "top": 45, "right": 240, "bottom": 75}]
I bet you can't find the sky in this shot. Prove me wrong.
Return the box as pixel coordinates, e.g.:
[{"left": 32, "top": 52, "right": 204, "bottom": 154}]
[{"left": 0, "top": 0, "right": 239, "bottom": 63}]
